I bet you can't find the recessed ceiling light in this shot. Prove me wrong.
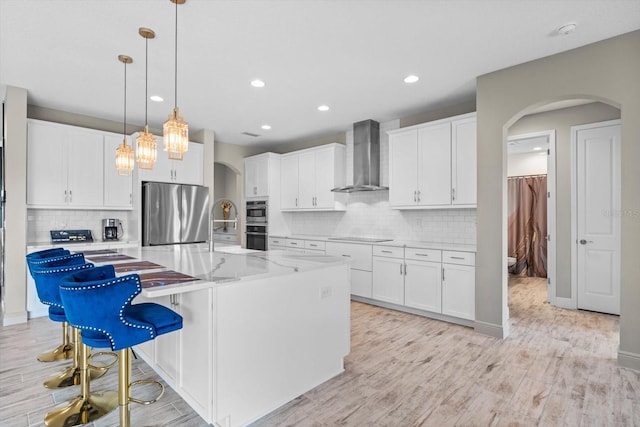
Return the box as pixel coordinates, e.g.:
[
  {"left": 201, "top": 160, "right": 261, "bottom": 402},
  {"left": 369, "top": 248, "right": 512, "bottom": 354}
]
[
  {"left": 404, "top": 75, "right": 419, "bottom": 84},
  {"left": 251, "top": 79, "right": 265, "bottom": 88},
  {"left": 557, "top": 22, "right": 577, "bottom": 35},
  {"left": 150, "top": 95, "right": 164, "bottom": 102},
  {"left": 317, "top": 105, "right": 330, "bottom": 112},
  {"left": 533, "top": 147, "right": 542, "bottom": 151},
  {"left": 261, "top": 124, "right": 271, "bottom": 130}
]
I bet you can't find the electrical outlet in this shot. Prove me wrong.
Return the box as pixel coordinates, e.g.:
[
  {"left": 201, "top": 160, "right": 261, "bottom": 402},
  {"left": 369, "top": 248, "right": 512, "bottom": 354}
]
[
  {"left": 416, "top": 218, "right": 423, "bottom": 228},
  {"left": 320, "top": 286, "right": 332, "bottom": 299}
]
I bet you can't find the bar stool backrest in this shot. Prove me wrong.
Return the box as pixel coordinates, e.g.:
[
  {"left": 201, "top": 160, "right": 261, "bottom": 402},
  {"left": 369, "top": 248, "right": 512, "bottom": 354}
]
[
  {"left": 26, "top": 248, "right": 71, "bottom": 277},
  {"left": 31, "top": 255, "right": 94, "bottom": 309}
]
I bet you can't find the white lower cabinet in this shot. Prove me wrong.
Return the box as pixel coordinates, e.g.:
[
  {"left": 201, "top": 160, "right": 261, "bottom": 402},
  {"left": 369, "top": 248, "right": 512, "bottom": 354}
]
[
  {"left": 404, "top": 259, "right": 442, "bottom": 313},
  {"left": 134, "top": 288, "right": 213, "bottom": 420},
  {"left": 350, "top": 269, "right": 372, "bottom": 298},
  {"left": 441, "top": 263, "right": 475, "bottom": 320},
  {"left": 372, "top": 256, "right": 404, "bottom": 304},
  {"left": 325, "top": 242, "right": 372, "bottom": 298}
]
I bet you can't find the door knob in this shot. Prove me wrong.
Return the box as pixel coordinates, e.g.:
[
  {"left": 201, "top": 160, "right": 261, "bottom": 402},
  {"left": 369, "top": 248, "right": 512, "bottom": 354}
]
[{"left": 579, "top": 239, "right": 593, "bottom": 245}]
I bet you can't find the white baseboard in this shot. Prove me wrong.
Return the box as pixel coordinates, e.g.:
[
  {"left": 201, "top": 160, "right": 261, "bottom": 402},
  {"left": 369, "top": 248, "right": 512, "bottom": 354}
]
[
  {"left": 474, "top": 320, "right": 509, "bottom": 339},
  {"left": 618, "top": 350, "right": 640, "bottom": 372},
  {"left": 553, "top": 296, "right": 576, "bottom": 310},
  {"left": 2, "top": 310, "right": 28, "bottom": 326}
]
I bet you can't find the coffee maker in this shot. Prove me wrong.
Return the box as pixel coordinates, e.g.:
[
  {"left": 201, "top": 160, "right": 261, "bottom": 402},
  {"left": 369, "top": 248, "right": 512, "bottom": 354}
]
[{"left": 102, "top": 218, "right": 123, "bottom": 241}]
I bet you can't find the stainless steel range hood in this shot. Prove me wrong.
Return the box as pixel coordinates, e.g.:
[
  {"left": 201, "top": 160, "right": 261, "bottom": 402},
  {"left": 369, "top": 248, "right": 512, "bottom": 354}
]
[{"left": 331, "top": 119, "right": 388, "bottom": 193}]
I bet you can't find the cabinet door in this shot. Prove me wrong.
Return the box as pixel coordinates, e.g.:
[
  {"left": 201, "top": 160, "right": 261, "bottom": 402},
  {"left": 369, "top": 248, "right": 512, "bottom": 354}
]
[
  {"left": 389, "top": 130, "right": 418, "bottom": 207},
  {"left": 372, "top": 257, "right": 404, "bottom": 304},
  {"left": 174, "top": 142, "right": 203, "bottom": 185},
  {"left": 66, "top": 128, "right": 104, "bottom": 208},
  {"left": 255, "top": 156, "right": 269, "bottom": 197},
  {"left": 351, "top": 269, "right": 372, "bottom": 298},
  {"left": 103, "top": 134, "right": 133, "bottom": 208},
  {"left": 313, "top": 147, "right": 335, "bottom": 209},
  {"left": 179, "top": 289, "right": 213, "bottom": 419},
  {"left": 404, "top": 260, "right": 442, "bottom": 313},
  {"left": 154, "top": 295, "right": 179, "bottom": 387},
  {"left": 280, "top": 155, "right": 299, "bottom": 209},
  {"left": 441, "top": 264, "right": 475, "bottom": 320},
  {"left": 27, "top": 121, "right": 68, "bottom": 206},
  {"left": 452, "top": 117, "right": 477, "bottom": 205},
  {"left": 298, "top": 151, "right": 316, "bottom": 208},
  {"left": 244, "top": 158, "right": 257, "bottom": 197},
  {"left": 417, "top": 123, "right": 451, "bottom": 206}
]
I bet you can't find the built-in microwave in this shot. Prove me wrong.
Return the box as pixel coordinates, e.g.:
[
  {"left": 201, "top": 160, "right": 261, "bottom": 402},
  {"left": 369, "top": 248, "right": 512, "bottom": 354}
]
[{"left": 246, "top": 200, "right": 267, "bottom": 224}]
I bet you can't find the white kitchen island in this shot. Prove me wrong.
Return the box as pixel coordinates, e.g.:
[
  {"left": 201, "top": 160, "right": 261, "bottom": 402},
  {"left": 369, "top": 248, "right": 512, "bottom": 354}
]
[{"left": 104, "top": 244, "right": 351, "bottom": 427}]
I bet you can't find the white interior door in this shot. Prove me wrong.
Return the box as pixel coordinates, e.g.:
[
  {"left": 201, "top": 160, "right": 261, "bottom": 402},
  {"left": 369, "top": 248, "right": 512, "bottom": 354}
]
[{"left": 575, "top": 122, "right": 621, "bottom": 315}]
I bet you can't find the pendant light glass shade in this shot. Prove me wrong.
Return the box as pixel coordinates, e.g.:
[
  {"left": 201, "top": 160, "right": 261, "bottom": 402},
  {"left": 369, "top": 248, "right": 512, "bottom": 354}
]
[
  {"left": 137, "top": 27, "right": 157, "bottom": 169},
  {"left": 115, "top": 54, "right": 134, "bottom": 176},
  {"left": 116, "top": 138, "right": 135, "bottom": 175},
  {"left": 163, "top": 107, "right": 189, "bottom": 160},
  {"left": 164, "top": 0, "right": 189, "bottom": 160},
  {"left": 136, "top": 125, "right": 157, "bottom": 169}
]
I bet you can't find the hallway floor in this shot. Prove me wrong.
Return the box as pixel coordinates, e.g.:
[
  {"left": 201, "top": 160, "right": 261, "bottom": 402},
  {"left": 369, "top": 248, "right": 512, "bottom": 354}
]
[{"left": 1, "top": 276, "right": 637, "bottom": 426}]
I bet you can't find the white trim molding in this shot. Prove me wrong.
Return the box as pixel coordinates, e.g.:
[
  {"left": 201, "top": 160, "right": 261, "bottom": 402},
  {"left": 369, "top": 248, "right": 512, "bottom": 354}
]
[
  {"left": 474, "top": 320, "right": 508, "bottom": 339},
  {"left": 618, "top": 350, "right": 640, "bottom": 372}
]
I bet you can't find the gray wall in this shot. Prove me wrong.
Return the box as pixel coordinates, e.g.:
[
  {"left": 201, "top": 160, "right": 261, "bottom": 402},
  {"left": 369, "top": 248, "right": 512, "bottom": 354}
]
[
  {"left": 508, "top": 102, "right": 621, "bottom": 299},
  {"left": 476, "top": 30, "right": 640, "bottom": 369}
]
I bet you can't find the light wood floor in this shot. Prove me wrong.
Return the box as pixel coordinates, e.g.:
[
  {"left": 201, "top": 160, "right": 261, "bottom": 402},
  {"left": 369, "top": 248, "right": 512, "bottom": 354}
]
[{"left": 2, "top": 276, "right": 638, "bottom": 426}]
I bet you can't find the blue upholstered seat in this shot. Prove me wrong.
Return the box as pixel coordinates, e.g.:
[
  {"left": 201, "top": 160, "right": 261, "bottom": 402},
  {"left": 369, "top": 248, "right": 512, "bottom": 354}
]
[
  {"left": 26, "top": 248, "right": 71, "bottom": 277},
  {"left": 31, "top": 254, "right": 94, "bottom": 322},
  {"left": 60, "top": 265, "right": 183, "bottom": 352}
]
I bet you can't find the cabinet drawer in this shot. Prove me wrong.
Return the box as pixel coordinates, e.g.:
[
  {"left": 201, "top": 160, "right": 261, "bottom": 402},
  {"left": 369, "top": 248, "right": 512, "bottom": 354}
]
[
  {"left": 442, "top": 251, "right": 475, "bottom": 266},
  {"left": 372, "top": 245, "right": 404, "bottom": 258},
  {"left": 405, "top": 248, "right": 441, "bottom": 262},
  {"left": 286, "top": 239, "right": 304, "bottom": 249},
  {"left": 304, "top": 240, "right": 326, "bottom": 251},
  {"left": 325, "top": 242, "right": 372, "bottom": 271},
  {"left": 268, "top": 237, "right": 286, "bottom": 248}
]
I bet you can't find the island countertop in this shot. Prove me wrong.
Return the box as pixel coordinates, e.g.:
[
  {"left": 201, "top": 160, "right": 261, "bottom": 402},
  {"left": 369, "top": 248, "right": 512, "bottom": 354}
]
[{"left": 94, "top": 243, "right": 350, "bottom": 298}]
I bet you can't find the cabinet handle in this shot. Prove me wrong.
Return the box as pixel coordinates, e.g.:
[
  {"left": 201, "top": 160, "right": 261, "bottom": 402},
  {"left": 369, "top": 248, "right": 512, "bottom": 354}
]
[
  {"left": 310, "top": 244, "right": 317, "bottom": 247},
  {"left": 69, "top": 190, "right": 72, "bottom": 202},
  {"left": 450, "top": 256, "right": 465, "bottom": 260},
  {"left": 415, "top": 253, "right": 429, "bottom": 257},
  {"left": 404, "top": 263, "right": 407, "bottom": 275},
  {"left": 442, "top": 267, "right": 445, "bottom": 281},
  {"left": 295, "top": 197, "right": 298, "bottom": 207},
  {"left": 129, "top": 193, "right": 133, "bottom": 204},
  {"left": 290, "top": 242, "right": 298, "bottom": 245},
  {"left": 452, "top": 188, "right": 456, "bottom": 201},
  {"left": 417, "top": 190, "right": 420, "bottom": 203},
  {"left": 64, "top": 190, "right": 68, "bottom": 202},
  {"left": 381, "top": 250, "right": 392, "bottom": 254},
  {"left": 400, "top": 264, "right": 403, "bottom": 275},
  {"left": 341, "top": 254, "right": 351, "bottom": 258},
  {"left": 413, "top": 190, "right": 417, "bottom": 202}
]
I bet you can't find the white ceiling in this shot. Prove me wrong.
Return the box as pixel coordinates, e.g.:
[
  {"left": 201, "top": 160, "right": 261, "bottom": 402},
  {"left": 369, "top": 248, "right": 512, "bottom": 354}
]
[{"left": 1, "top": 1, "right": 639, "bottom": 147}]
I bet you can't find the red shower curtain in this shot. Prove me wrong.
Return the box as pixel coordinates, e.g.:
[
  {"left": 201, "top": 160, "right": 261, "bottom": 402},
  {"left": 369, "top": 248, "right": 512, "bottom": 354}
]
[{"left": 508, "top": 175, "right": 547, "bottom": 277}]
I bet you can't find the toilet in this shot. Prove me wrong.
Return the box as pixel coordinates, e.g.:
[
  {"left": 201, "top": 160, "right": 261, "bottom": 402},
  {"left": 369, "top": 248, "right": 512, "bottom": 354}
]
[{"left": 507, "top": 256, "right": 516, "bottom": 267}]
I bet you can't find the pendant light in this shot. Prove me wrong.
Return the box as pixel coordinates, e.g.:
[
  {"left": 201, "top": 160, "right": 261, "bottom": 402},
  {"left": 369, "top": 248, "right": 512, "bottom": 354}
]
[
  {"left": 136, "top": 27, "right": 157, "bottom": 169},
  {"left": 115, "top": 55, "right": 135, "bottom": 176},
  {"left": 163, "top": 0, "right": 189, "bottom": 160}
]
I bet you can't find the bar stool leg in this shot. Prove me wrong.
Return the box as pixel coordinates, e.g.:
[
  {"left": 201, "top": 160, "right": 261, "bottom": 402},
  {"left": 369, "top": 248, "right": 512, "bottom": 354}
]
[
  {"left": 37, "top": 321, "right": 73, "bottom": 362},
  {"left": 119, "top": 348, "right": 131, "bottom": 427},
  {"left": 44, "top": 340, "right": 118, "bottom": 427},
  {"left": 43, "top": 328, "right": 113, "bottom": 389}
]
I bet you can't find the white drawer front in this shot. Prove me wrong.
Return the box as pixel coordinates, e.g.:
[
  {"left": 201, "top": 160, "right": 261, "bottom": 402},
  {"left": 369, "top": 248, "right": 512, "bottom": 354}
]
[
  {"left": 372, "top": 245, "right": 404, "bottom": 259},
  {"left": 405, "top": 248, "right": 442, "bottom": 262},
  {"left": 268, "top": 237, "right": 286, "bottom": 248},
  {"left": 286, "top": 239, "right": 304, "bottom": 249},
  {"left": 304, "top": 240, "right": 326, "bottom": 251},
  {"left": 442, "top": 251, "right": 475, "bottom": 266},
  {"left": 325, "top": 242, "right": 372, "bottom": 271}
]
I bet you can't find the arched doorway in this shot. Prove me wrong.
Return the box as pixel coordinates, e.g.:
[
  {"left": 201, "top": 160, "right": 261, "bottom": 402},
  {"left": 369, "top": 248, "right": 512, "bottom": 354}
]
[{"left": 213, "top": 161, "right": 242, "bottom": 247}]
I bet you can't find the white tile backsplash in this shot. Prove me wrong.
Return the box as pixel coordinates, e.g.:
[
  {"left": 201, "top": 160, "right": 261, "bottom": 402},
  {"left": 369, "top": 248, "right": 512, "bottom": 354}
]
[
  {"left": 27, "top": 209, "right": 136, "bottom": 243},
  {"left": 289, "top": 191, "right": 476, "bottom": 244}
]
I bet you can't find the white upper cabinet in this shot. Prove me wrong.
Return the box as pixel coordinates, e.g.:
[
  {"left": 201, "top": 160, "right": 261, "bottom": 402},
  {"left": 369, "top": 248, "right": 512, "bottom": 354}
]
[
  {"left": 27, "top": 120, "right": 105, "bottom": 209},
  {"left": 103, "top": 134, "right": 133, "bottom": 208},
  {"left": 137, "top": 138, "right": 203, "bottom": 186},
  {"left": 388, "top": 112, "right": 477, "bottom": 209},
  {"left": 245, "top": 154, "right": 269, "bottom": 198},
  {"left": 279, "top": 143, "right": 346, "bottom": 211},
  {"left": 280, "top": 155, "right": 299, "bottom": 209}
]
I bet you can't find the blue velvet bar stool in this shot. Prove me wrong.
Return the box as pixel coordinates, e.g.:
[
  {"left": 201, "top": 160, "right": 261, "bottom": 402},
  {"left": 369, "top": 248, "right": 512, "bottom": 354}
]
[
  {"left": 26, "top": 248, "right": 73, "bottom": 362},
  {"left": 60, "top": 265, "right": 183, "bottom": 427},
  {"left": 31, "top": 254, "right": 116, "bottom": 392}
]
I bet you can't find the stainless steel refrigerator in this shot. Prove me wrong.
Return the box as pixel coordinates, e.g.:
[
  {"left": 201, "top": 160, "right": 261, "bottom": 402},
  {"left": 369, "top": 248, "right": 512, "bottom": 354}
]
[{"left": 142, "top": 182, "right": 210, "bottom": 246}]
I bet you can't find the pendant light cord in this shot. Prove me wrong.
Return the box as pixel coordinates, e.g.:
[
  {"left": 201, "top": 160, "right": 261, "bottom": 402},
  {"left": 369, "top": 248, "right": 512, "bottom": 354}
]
[
  {"left": 174, "top": 0, "right": 178, "bottom": 110},
  {"left": 145, "top": 36, "right": 149, "bottom": 126},
  {"left": 123, "top": 60, "right": 127, "bottom": 137}
]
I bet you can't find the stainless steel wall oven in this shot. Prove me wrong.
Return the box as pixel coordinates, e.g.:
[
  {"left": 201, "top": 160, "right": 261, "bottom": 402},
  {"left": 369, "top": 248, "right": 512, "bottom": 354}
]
[{"left": 246, "top": 200, "right": 268, "bottom": 250}]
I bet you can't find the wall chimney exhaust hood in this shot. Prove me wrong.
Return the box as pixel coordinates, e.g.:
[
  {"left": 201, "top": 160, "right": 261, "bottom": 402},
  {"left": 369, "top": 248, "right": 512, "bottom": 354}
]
[{"left": 331, "top": 119, "right": 388, "bottom": 193}]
